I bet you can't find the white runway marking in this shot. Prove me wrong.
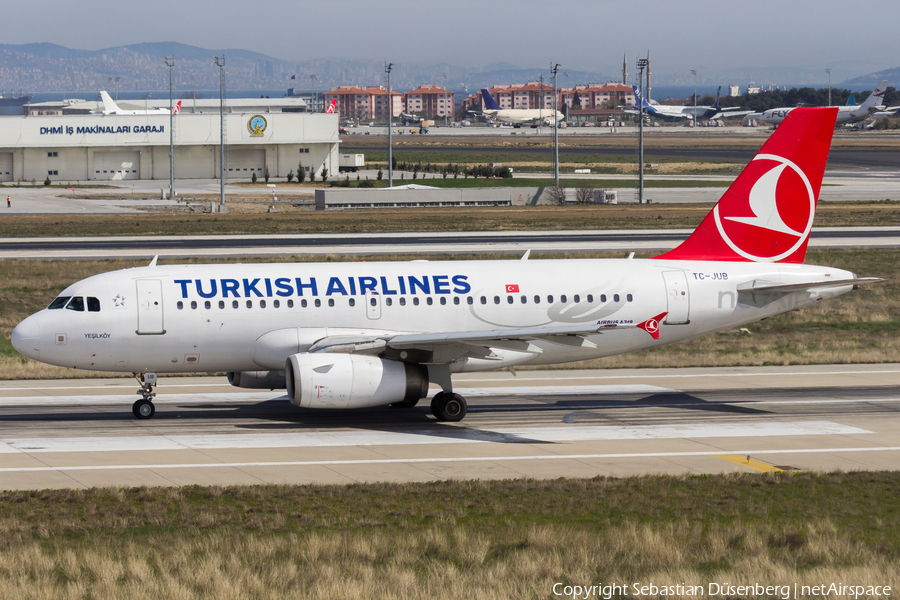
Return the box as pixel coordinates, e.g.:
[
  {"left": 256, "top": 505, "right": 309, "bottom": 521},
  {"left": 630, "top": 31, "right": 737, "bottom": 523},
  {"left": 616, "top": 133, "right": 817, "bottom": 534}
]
[
  {"left": 0, "top": 421, "right": 869, "bottom": 454},
  {"left": 0, "top": 445, "right": 897, "bottom": 473}
]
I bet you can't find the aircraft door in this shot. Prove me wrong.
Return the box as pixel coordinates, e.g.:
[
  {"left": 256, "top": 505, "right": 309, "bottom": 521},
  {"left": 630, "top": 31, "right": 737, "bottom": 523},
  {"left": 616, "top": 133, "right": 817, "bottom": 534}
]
[
  {"left": 662, "top": 271, "right": 690, "bottom": 324},
  {"left": 136, "top": 279, "right": 165, "bottom": 334},
  {"left": 365, "top": 292, "right": 382, "bottom": 320}
]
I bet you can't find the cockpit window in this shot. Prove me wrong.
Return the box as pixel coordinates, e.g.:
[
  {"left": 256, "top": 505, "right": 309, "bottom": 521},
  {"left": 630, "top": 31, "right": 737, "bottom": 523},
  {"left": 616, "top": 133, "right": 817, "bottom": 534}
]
[
  {"left": 48, "top": 296, "right": 71, "bottom": 310},
  {"left": 87, "top": 297, "right": 100, "bottom": 312},
  {"left": 65, "top": 296, "right": 85, "bottom": 312}
]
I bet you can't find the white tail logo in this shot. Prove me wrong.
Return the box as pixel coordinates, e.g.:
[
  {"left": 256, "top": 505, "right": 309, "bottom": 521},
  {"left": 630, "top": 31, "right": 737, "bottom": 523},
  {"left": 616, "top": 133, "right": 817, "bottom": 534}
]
[{"left": 724, "top": 162, "right": 803, "bottom": 237}]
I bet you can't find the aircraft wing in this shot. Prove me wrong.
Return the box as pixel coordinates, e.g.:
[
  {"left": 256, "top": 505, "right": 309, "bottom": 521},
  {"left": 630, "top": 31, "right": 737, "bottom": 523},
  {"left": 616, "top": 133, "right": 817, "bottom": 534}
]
[
  {"left": 716, "top": 110, "right": 754, "bottom": 119},
  {"left": 743, "top": 278, "right": 882, "bottom": 294},
  {"left": 305, "top": 319, "right": 659, "bottom": 359}
]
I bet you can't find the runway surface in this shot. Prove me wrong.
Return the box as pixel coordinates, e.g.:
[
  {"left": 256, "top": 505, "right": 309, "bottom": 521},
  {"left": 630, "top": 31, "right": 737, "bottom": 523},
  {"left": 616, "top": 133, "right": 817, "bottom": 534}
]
[
  {"left": 0, "top": 364, "right": 898, "bottom": 490},
  {"left": 2, "top": 227, "right": 899, "bottom": 259}
]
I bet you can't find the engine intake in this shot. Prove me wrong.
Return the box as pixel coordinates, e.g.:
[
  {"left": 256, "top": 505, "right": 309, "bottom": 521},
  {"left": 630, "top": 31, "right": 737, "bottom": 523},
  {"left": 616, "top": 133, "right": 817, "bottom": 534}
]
[{"left": 285, "top": 353, "right": 428, "bottom": 409}]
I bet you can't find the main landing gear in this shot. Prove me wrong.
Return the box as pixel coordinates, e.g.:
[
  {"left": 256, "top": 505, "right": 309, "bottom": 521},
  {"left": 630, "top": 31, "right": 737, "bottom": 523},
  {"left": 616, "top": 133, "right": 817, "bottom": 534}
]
[
  {"left": 430, "top": 392, "right": 467, "bottom": 422},
  {"left": 133, "top": 372, "right": 157, "bottom": 419}
]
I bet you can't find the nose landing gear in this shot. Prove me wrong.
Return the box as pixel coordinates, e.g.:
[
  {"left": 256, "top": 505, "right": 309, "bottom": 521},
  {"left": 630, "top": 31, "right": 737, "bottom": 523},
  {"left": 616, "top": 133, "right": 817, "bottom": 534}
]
[{"left": 133, "top": 372, "right": 157, "bottom": 419}]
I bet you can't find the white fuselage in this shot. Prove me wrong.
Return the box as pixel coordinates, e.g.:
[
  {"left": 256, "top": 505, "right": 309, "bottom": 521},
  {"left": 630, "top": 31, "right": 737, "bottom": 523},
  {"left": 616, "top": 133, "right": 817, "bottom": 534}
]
[
  {"left": 484, "top": 108, "right": 564, "bottom": 125},
  {"left": 754, "top": 104, "right": 882, "bottom": 126},
  {"left": 13, "top": 258, "right": 854, "bottom": 376}
]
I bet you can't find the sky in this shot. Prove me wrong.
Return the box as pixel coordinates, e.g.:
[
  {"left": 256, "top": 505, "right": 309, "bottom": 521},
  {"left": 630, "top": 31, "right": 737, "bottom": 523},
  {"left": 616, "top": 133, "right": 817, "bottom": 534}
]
[{"left": 7, "top": 0, "right": 900, "bottom": 83}]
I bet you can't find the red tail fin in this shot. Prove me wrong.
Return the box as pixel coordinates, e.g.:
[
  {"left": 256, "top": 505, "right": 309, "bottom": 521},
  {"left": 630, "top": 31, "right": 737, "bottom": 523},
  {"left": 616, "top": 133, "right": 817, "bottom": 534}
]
[
  {"left": 655, "top": 107, "right": 837, "bottom": 263},
  {"left": 325, "top": 98, "right": 337, "bottom": 113}
]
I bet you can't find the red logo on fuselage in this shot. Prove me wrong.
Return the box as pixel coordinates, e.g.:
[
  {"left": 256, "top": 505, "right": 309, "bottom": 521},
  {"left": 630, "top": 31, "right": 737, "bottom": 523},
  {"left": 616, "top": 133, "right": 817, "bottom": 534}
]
[{"left": 713, "top": 154, "right": 815, "bottom": 262}]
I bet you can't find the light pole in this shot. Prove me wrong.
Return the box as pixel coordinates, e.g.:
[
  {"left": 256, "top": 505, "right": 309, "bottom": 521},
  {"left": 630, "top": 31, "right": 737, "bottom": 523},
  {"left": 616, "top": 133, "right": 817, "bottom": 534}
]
[
  {"left": 637, "top": 57, "right": 649, "bottom": 204},
  {"left": 163, "top": 56, "right": 175, "bottom": 201},
  {"left": 826, "top": 68, "right": 832, "bottom": 106},
  {"left": 385, "top": 62, "right": 393, "bottom": 187},
  {"left": 551, "top": 63, "right": 560, "bottom": 190},
  {"left": 213, "top": 55, "right": 226, "bottom": 212},
  {"left": 691, "top": 69, "right": 697, "bottom": 128},
  {"left": 190, "top": 75, "right": 196, "bottom": 113}
]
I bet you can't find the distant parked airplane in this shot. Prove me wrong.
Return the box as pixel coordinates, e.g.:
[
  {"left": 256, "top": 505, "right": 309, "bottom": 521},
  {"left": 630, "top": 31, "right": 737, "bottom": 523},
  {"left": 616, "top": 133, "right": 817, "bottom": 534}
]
[
  {"left": 99, "top": 92, "right": 176, "bottom": 116},
  {"left": 628, "top": 86, "right": 751, "bottom": 121},
  {"left": 472, "top": 89, "right": 564, "bottom": 127},
  {"left": 746, "top": 80, "right": 889, "bottom": 126}
]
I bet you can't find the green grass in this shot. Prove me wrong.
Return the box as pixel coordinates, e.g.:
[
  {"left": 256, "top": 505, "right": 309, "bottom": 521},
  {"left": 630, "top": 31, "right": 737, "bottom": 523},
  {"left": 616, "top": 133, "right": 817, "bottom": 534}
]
[{"left": 0, "top": 473, "right": 896, "bottom": 598}]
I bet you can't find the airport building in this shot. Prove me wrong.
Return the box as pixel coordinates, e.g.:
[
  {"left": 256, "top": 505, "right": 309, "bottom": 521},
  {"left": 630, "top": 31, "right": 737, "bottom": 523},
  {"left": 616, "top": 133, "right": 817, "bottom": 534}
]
[{"left": 0, "top": 107, "right": 339, "bottom": 183}]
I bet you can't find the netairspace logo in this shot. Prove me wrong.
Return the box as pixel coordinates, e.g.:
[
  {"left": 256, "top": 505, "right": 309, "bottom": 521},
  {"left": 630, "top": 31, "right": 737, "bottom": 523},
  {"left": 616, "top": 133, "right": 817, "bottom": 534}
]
[{"left": 551, "top": 581, "right": 892, "bottom": 599}]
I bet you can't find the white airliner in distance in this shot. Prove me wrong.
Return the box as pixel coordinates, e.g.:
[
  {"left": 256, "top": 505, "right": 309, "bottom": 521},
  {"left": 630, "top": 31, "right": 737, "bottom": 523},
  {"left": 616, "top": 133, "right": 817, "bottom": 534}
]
[
  {"left": 11, "top": 108, "right": 880, "bottom": 422},
  {"left": 99, "top": 91, "right": 181, "bottom": 116},
  {"left": 627, "top": 86, "right": 751, "bottom": 121},
  {"left": 473, "top": 89, "right": 564, "bottom": 127},
  {"left": 746, "top": 80, "right": 889, "bottom": 126}
]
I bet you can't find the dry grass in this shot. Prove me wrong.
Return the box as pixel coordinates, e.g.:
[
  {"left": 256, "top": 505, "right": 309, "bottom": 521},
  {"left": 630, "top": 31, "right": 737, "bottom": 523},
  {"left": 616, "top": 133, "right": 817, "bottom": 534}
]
[
  {"left": 1, "top": 201, "right": 900, "bottom": 237},
  {"left": 0, "top": 473, "right": 897, "bottom": 599},
  {"left": 1, "top": 248, "right": 896, "bottom": 378}
]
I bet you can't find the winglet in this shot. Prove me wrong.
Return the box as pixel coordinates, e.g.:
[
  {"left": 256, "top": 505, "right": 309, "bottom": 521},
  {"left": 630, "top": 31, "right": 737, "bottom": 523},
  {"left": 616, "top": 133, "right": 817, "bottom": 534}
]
[{"left": 637, "top": 312, "right": 667, "bottom": 339}]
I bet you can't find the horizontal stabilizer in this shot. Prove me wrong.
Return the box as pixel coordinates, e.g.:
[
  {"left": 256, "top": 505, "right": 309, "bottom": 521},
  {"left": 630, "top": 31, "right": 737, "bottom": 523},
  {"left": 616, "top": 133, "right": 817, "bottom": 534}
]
[{"left": 745, "top": 277, "right": 882, "bottom": 294}]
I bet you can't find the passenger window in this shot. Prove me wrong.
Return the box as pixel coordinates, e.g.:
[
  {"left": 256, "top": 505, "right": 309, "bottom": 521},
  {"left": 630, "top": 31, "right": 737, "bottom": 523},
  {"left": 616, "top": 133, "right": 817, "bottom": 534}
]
[
  {"left": 574, "top": 294, "right": 580, "bottom": 303},
  {"left": 288, "top": 299, "right": 295, "bottom": 308},
  {"left": 467, "top": 297, "right": 473, "bottom": 305},
  {"left": 601, "top": 294, "right": 607, "bottom": 303},
  {"left": 190, "top": 301, "right": 197, "bottom": 310},
  {"left": 427, "top": 297, "right": 433, "bottom": 306},
  {"left": 315, "top": 299, "right": 321, "bottom": 307},
  {"left": 534, "top": 295, "right": 540, "bottom": 304},
  {"left": 246, "top": 300, "right": 253, "bottom": 309},
  {"left": 349, "top": 298, "right": 355, "bottom": 307},
  {"left": 507, "top": 296, "right": 513, "bottom": 304},
  {"left": 87, "top": 297, "right": 101, "bottom": 312},
  {"left": 205, "top": 301, "right": 211, "bottom": 309},
  {"left": 480, "top": 296, "right": 486, "bottom": 305},
  {"left": 273, "top": 300, "right": 280, "bottom": 308},
  {"left": 440, "top": 297, "right": 446, "bottom": 305},
  {"left": 327, "top": 298, "right": 334, "bottom": 307},
  {"left": 301, "top": 299, "right": 307, "bottom": 308},
  {"left": 494, "top": 296, "right": 500, "bottom": 304},
  {"left": 400, "top": 297, "right": 406, "bottom": 306},
  {"left": 260, "top": 300, "right": 266, "bottom": 308},
  {"left": 219, "top": 300, "right": 225, "bottom": 309},
  {"left": 547, "top": 295, "right": 554, "bottom": 303},
  {"left": 233, "top": 300, "right": 239, "bottom": 309},
  {"left": 65, "top": 297, "right": 85, "bottom": 312},
  {"left": 370, "top": 298, "right": 376, "bottom": 307},
  {"left": 177, "top": 301, "right": 184, "bottom": 310},
  {"left": 453, "top": 297, "right": 460, "bottom": 305},
  {"left": 386, "top": 298, "right": 392, "bottom": 306},
  {"left": 560, "top": 295, "right": 567, "bottom": 303},
  {"left": 48, "top": 296, "right": 71, "bottom": 310},
  {"left": 614, "top": 294, "right": 620, "bottom": 302},
  {"left": 413, "top": 297, "right": 420, "bottom": 306},
  {"left": 587, "top": 294, "right": 594, "bottom": 303},
  {"left": 627, "top": 294, "right": 633, "bottom": 302}
]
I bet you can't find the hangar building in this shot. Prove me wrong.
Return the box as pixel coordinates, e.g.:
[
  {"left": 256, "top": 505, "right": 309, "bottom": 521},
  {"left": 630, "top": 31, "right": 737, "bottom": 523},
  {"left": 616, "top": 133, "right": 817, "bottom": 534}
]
[{"left": 0, "top": 104, "right": 339, "bottom": 183}]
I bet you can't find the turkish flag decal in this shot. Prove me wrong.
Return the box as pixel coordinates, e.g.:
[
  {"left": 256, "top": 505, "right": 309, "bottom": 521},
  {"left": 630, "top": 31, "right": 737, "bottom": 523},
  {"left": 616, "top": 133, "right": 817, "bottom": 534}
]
[{"left": 505, "top": 284, "right": 519, "bottom": 293}]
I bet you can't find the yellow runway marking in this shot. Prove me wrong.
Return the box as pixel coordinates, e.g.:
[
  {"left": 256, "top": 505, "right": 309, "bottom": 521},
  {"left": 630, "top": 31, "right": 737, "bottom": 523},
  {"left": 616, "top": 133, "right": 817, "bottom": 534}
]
[{"left": 714, "top": 454, "right": 784, "bottom": 473}]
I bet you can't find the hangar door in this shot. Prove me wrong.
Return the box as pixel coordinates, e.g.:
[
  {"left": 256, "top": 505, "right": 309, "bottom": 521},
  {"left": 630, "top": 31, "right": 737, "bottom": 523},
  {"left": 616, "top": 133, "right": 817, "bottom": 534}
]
[
  {"left": 94, "top": 151, "right": 140, "bottom": 180},
  {"left": 226, "top": 149, "right": 265, "bottom": 179},
  {"left": 0, "top": 153, "right": 12, "bottom": 182}
]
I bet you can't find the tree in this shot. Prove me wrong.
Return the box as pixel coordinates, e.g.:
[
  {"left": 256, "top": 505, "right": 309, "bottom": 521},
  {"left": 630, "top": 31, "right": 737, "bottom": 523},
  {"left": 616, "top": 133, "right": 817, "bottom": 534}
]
[
  {"left": 251, "top": 172, "right": 258, "bottom": 183},
  {"left": 575, "top": 185, "right": 594, "bottom": 204},
  {"left": 297, "top": 162, "right": 305, "bottom": 184},
  {"left": 377, "top": 169, "right": 383, "bottom": 181},
  {"left": 572, "top": 91, "right": 582, "bottom": 110},
  {"left": 321, "top": 166, "right": 328, "bottom": 182},
  {"left": 546, "top": 186, "right": 567, "bottom": 205},
  {"left": 286, "top": 169, "right": 294, "bottom": 183},
  {"left": 264, "top": 167, "right": 270, "bottom": 183}
]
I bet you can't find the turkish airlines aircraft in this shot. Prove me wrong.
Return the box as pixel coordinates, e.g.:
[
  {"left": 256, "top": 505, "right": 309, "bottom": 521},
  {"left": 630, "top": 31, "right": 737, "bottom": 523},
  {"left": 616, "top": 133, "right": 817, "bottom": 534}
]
[
  {"left": 98, "top": 91, "right": 174, "bottom": 116},
  {"left": 747, "top": 80, "right": 889, "bottom": 126},
  {"left": 11, "top": 108, "right": 879, "bottom": 422},
  {"left": 325, "top": 98, "right": 337, "bottom": 113}
]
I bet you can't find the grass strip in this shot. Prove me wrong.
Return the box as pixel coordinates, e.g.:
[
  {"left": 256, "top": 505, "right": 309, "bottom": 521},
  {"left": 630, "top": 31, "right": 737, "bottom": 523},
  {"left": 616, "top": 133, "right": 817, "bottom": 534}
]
[
  {"left": 0, "top": 472, "right": 896, "bottom": 598},
  {"left": 0, "top": 201, "right": 899, "bottom": 237}
]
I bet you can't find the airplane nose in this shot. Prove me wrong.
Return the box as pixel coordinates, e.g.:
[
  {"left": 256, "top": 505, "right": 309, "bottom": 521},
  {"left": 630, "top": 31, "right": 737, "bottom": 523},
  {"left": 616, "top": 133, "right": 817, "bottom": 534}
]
[{"left": 11, "top": 315, "right": 41, "bottom": 360}]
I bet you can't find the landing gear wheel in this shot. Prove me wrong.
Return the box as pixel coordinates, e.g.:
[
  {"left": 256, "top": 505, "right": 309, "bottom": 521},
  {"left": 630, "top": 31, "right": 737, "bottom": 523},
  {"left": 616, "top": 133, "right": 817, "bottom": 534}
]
[
  {"left": 132, "top": 399, "right": 155, "bottom": 419},
  {"left": 430, "top": 392, "right": 467, "bottom": 422},
  {"left": 391, "top": 397, "right": 420, "bottom": 408}
]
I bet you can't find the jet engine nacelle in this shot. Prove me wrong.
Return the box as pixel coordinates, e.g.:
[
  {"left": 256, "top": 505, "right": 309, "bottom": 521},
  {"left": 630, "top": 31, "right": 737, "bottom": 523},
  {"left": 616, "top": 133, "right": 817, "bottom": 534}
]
[
  {"left": 227, "top": 370, "right": 286, "bottom": 390},
  {"left": 285, "top": 353, "right": 428, "bottom": 409}
]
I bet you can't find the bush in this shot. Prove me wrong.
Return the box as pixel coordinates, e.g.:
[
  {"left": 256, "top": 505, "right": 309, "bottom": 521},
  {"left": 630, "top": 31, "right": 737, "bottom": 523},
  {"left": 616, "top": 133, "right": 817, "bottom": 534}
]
[
  {"left": 286, "top": 170, "right": 294, "bottom": 183},
  {"left": 297, "top": 162, "right": 305, "bottom": 183},
  {"left": 359, "top": 179, "right": 374, "bottom": 188},
  {"left": 264, "top": 167, "right": 270, "bottom": 183},
  {"left": 251, "top": 172, "right": 258, "bottom": 183},
  {"left": 377, "top": 169, "right": 383, "bottom": 181},
  {"left": 43, "top": 176, "right": 51, "bottom": 186},
  {"left": 321, "top": 167, "right": 328, "bottom": 182}
]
